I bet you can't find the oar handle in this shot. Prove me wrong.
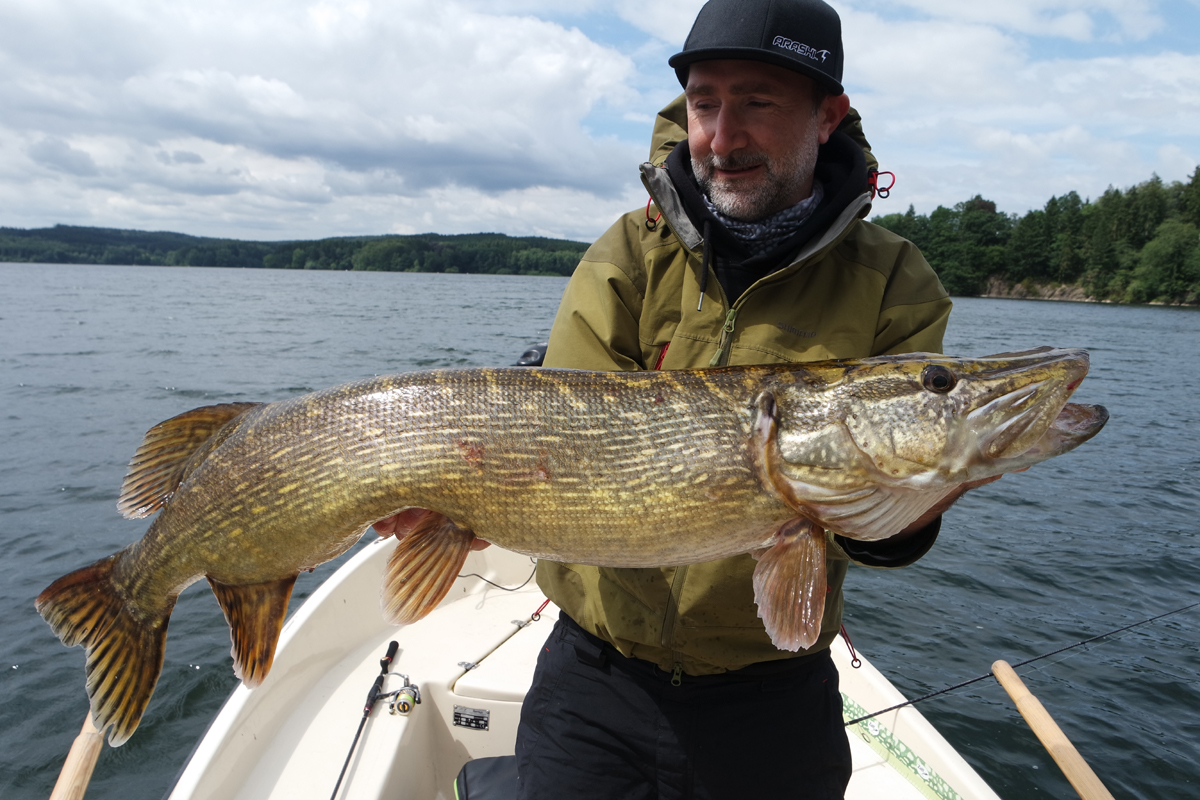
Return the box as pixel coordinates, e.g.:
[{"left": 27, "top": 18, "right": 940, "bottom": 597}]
[
  {"left": 49, "top": 713, "right": 103, "bottom": 800},
  {"left": 991, "top": 660, "right": 1116, "bottom": 800}
]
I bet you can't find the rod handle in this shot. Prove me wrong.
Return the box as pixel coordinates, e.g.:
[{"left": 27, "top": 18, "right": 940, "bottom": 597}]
[
  {"left": 992, "top": 660, "right": 1115, "bottom": 800},
  {"left": 49, "top": 713, "right": 103, "bottom": 800},
  {"left": 380, "top": 640, "right": 398, "bottom": 672}
]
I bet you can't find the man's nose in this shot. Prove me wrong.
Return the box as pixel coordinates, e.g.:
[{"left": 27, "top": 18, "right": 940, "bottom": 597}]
[{"left": 709, "top": 106, "right": 749, "bottom": 157}]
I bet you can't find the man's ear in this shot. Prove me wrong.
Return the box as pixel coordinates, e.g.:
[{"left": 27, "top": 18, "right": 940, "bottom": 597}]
[{"left": 817, "top": 94, "right": 851, "bottom": 144}]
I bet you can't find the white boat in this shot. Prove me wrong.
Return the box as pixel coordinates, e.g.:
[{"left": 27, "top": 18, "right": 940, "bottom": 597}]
[{"left": 166, "top": 538, "right": 1002, "bottom": 800}]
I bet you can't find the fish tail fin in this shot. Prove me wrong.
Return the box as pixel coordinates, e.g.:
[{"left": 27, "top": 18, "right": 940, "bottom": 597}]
[
  {"left": 381, "top": 511, "right": 475, "bottom": 625},
  {"left": 35, "top": 554, "right": 171, "bottom": 746},
  {"left": 207, "top": 575, "right": 298, "bottom": 688},
  {"left": 751, "top": 518, "right": 828, "bottom": 652}
]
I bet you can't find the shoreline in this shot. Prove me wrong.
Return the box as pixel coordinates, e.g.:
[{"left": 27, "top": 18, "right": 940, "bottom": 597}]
[{"left": 980, "top": 276, "right": 1199, "bottom": 307}]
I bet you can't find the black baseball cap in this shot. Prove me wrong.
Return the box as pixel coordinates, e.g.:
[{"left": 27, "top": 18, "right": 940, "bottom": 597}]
[{"left": 668, "top": 0, "right": 844, "bottom": 95}]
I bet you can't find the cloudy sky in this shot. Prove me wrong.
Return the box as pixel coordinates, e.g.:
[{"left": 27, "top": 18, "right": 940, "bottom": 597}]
[{"left": 3, "top": 0, "right": 1198, "bottom": 243}]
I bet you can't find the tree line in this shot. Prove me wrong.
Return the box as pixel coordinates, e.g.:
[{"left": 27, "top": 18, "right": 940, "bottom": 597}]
[
  {"left": 873, "top": 167, "right": 1200, "bottom": 304},
  {"left": 0, "top": 226, "right": 589, "bottom": 278},
  {"left": 8, "top": 166, "right": 1200, "bottom": 305}
]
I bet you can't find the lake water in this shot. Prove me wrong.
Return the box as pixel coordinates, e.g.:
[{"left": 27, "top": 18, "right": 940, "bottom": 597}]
[{"left": 1, "top": 263, "right": 1197, "bottom": 799}]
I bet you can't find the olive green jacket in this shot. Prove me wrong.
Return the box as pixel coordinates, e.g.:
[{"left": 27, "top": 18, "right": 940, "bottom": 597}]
[{"left": 538, "top": 97, "right": 951, "bottom": 676}]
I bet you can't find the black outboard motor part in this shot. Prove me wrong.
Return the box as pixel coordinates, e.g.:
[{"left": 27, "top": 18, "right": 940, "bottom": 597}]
[{"left": 513, "top": 343, "right": 548, "bottom": 367}]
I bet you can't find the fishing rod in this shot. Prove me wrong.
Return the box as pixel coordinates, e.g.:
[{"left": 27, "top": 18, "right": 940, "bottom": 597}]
[
  {"left": 330, "top": 640, "right": 399, "bottom": 800},
  {"left": 845, "top": 598, "right": 1200, "bottom": 727}
]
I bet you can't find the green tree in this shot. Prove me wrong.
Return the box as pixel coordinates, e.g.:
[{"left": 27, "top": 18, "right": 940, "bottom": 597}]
[
  {"left": 1128, "top": 219, "right": 1200, "bottom": 303},
  {"left": 1124, "top": 175, "right": 1169, "bottom": 250},
  {"left": 1180, "top": 166, "right": 1200, "bottom": 228},
  {"left": 1007, "top": 209, "right": 1052, "bottom": 281}
]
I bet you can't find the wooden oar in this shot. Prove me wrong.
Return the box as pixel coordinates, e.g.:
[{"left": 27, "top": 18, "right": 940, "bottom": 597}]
[
  {"left": 991, "top": 660, "right": 1115, "bottom": 800},
  {"left": 48, "top": 713, "right": 103, "bottom": 800}
]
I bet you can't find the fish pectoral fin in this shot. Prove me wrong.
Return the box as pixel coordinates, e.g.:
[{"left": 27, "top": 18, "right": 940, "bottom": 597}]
[
  {"left": 382, "top": 511, "right": 475, "bottom": 625},
  {"left": 804, "top": 482, "right": 953, "bottom": 541},
  {"left": 751, "top": 518, "right": 827, "bottom": 652},
  {"left": 35, "top": 554, "right": 169, "bottom": 746},
  {"left": 207, "top": 574, "right": 297, "bottom": 688},
  {"left": 770, "top": 472, "right": 951, "bottom": 542},
  {"left": 118, "top": 402, "right": 262, "bottom": 519}
]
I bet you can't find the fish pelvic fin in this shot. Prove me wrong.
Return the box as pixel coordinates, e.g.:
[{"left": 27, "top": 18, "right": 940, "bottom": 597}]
[
  {"left": 751, "top": 518, "right": 827, "bottom": 652},
  {"left": 207, "top": 574, "right": 297, "bottom": 688},
  {"left": 118, "top": 402, "right": 262, "bottom": 519},
  {"left": 35, "top": 554, "right": 171, "bottom": 746},
  {"left": 382, "top": 511, "right": 475, "bottom": 625}
]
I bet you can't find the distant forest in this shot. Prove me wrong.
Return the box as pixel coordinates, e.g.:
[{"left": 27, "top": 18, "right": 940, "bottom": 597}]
[
  {"left": 873, "top": 167, "right": 1200, "bottom": 305},
  {"left": 6, "top": 166, "right": 1200, "bottom": 305},
  {"left": 0, "top": 226, "right": 590, "bottom": 278}
]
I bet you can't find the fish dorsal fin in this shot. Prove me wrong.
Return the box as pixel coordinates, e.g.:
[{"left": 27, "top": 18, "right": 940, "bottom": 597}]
[
  {"left": 752, "top": 518, "right": 827, "bottom": 651},
  {"left": 118, "top": 403, "right": 261, "bottom": 519},
  {"left": 207, "top": 574, "right": 297, "bottom": 688},
  {"left": 381, "top": 511, "right": 475, "bottom": 625}
]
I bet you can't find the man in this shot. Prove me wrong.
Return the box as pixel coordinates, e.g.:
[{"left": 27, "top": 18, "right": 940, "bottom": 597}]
[
  {"left": 515, "top": 1, "right": 967, "bottom": 798},
  {"left": 379, "top": 0, "right": 974, "bottom": 796}
]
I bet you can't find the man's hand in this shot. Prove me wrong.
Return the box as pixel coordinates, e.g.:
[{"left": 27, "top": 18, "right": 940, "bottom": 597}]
[{"left": 372, "top": 509, "right": 492, "bottom": 551}]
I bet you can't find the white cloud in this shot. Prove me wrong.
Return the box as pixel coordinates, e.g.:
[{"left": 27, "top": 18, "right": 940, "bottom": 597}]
[
  {"left": 832, "top": 2, "right": 1199, "bottom": 216},
  {"left": 0, "top": 0, "right": 649, "bottom": 239},
  {"left": 847, "top": 0, "right": 1162, "bottom": 41},
  {"left": 27, "top": 137, "right": 100, "bottom": 176},
  {"left": 613, "top": 0, "right": 705, "bottom": 45},
  {"left": 0, "top": 0, "right": 1197, "bottom": 241}
]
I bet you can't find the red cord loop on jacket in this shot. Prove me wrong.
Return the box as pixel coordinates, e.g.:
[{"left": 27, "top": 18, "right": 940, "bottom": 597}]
[
  {"left": 868, "top": 170, "right": 895, "bottom": 200},
  {"left": 645, "top": 197, "right": 662, "bottom": 231},
  {"left": 840, "top": 624, "right": 862, "bottom": 668},
  {"left": 653, "top": 342, "right": 670, "bottom": 370}
]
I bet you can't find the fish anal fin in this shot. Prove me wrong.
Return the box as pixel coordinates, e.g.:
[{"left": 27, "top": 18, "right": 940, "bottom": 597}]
[
  {"left": 207, "top": 574, "right": 297, "bottom": 688},
  {"left": 36, "top": 554, "right": 170, "bottom": 746},
  {"left": 118, "top": 402, "right": 262, "bottom": 519},
  {"left": 382, "top": 512, "right": 475, "bottom": 625},
  {"left": 752, "top": 518, "right": 827, "bottom": 652}
]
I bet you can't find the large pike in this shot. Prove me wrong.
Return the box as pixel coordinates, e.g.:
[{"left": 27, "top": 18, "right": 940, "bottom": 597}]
[{"left": 38, "top": 347, "right": 1107, "bottom": 744}]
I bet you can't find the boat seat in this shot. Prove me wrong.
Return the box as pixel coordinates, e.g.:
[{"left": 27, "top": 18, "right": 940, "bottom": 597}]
[{"left": 454, "top": 755, "right": 518, "bottom": 800}]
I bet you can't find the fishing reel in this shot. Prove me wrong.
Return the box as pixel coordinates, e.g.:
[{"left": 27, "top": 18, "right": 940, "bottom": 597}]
[{"left": 384, "top": 673, "right": 422, "bottom": 715}]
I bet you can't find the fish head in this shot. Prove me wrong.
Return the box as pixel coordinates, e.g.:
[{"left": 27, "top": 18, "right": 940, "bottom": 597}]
[{"left": 768, "top": 347, "right": 1108, "bottom": 489}]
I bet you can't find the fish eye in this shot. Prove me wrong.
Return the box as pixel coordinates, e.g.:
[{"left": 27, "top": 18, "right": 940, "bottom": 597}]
[{"left": 921, "top": 365, "right": 956, "bottom": 393}]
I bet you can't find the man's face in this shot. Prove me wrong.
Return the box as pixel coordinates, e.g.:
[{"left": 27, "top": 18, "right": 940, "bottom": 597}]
[{"left": 685, "top": 59, "right": 846, "bottom": 221}]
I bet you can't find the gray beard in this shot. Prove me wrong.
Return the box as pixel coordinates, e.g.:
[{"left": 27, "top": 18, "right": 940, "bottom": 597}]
[{"left": 692, "top": 134, "right": 819, "bottom": 222}]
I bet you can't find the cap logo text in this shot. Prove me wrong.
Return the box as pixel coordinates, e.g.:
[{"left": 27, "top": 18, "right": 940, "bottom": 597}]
[{"left": 771, "top": 36, "right": 829, "bottom": 63}]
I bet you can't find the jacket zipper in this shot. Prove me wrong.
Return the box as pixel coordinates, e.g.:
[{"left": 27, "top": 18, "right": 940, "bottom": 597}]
[
  {"left": 661, "top": 565, "right": 688, "bottom": 645},
  {"left": 708, "top": 308, "right": 738, "bottom": 366},
  {"left": 661, "top": 565, "right": 689, "bottom": 684}
]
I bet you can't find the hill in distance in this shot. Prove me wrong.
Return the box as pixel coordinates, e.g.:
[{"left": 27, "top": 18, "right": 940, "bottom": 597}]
[{"left": 0, "top": 224, "right": 591, "bottom": 277}]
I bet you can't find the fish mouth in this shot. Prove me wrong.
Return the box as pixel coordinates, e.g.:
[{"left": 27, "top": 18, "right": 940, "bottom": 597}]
[
  {"left": 1002, "top": 403, "right": 1110, "bottom": 463},
  {"left": 967, "top": 348, "right": 1092, "bottom": 460}
]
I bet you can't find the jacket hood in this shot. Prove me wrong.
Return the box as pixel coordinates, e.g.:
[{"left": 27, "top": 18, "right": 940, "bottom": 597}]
[
  {"left": 649, "top": 94, "right": 690, "bottom": 167},
  {"left": 640, "top": 94, "right": 875, "bottom": 306}
]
